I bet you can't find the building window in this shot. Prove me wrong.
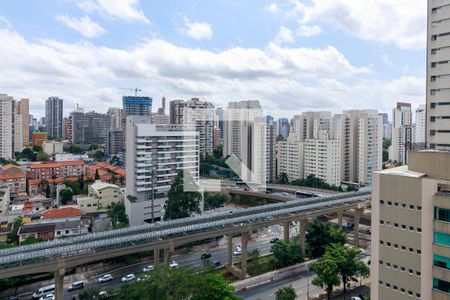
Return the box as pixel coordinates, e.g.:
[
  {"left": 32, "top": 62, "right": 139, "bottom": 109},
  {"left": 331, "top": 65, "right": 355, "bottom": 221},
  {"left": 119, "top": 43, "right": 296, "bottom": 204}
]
[
  {"left": 434, "top": 254, "right": 450, "bottom": 270},
  {"left": 433, "top": 278, "right": 450, "bottom": 294},
  {"left": 435, "top": 207, "right": 450, "bottom": 222},
  {"left": 434, "top": 231, "right": 450, "bottom": 247}
]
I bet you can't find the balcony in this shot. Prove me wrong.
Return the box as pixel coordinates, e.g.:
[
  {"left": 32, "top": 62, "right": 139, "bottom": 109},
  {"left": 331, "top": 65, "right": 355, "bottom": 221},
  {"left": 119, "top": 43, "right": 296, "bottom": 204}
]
[
  {"left": 435, "top": 192, "right": 450, "bottom": 210},
  {"left": 435, "top": 266, "right": 450, "bottom": 283},
  {"left": 434, "top": 288, "right": 450, "bottom": 300},
  {"left": 435, "top": 220, "right": 450, "bottom": 235}
]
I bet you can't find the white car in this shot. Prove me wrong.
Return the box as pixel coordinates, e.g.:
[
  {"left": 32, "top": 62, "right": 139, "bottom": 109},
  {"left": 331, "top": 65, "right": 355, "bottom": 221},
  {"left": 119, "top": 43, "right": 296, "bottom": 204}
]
[
  {"left": 137, "top": 274, "right": 150, "bottom": 282},
  {"left": 350, "top": 297, "right": 362, "bottom": 300},
  {"left": 99, "top": 291, "right": 108, "bottom": 298},
  {"left": 121, "top": 274, "right": 136, "bottom": 282},
  {"left": 143, "top": 265, "right": 154, "bottom": 272},
  {"left": 281, "top": 192, "right": 289, "bottom": 197},
  {"left": 169, "top": 260, "right": 179, "bottom": 268},
  {"left": 233, "top": 246, "right": 242, "bottom": 256},
  {"left": 39, "top": 294, "right": 55, "bottom": 300},
  {"left": 98, "top": 274, "right": 113, "bottom": 283}
]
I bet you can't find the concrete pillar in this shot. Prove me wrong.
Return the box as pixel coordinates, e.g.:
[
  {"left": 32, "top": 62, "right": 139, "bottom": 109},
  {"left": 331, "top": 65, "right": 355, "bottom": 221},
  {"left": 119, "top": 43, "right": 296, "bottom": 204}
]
[
  {"left": 164, "top": 248, "right": 170, "bottom": 265},
  {"left": 283, "top": 222, "right": 290, "bottom": 242},
  {"left": 227, "top": 234, "right": 233, "bottom": 267},
  {"left": 299, "top": 219, "right": 307, "bottom": 258},
  {"left": 354, "top": 208, "right": 364, "bottom": 247},
  {"left": 240, "top": 232, "right": 250, "bottom": 279},
  {"left": 154, "top": 248, "right": 160, "bottom": 266},
  {"left": 337, "top": 211, "right": 343, "bottom": 226},
  {"left": 54, "top": 268, "right": 65, "bottom": 300}
]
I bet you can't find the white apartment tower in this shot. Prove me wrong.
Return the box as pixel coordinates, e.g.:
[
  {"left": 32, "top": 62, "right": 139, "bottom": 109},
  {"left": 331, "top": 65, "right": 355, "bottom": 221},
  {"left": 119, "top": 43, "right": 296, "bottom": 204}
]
[
  {"left": 415, "top": 105, "right": 426, "bottom": 145},
  {"left": 390, "top": 102, "right": 413, "bottom": 165},
  {"left": 277, "top": 134, "right": 304, "bottom": 181},
  {"left": 0, "top": 94, "right": 14, "bottom": 159},
  {"left": 427, "top": 0, "right": 450, "bottom": 150},
  {"left": 333, "top": 110, "right": 382, "bottom": 186},
  {"left": 125, "top": 116, "right": 199, "bottom": 225},
  {"left": 304, "top": 139, "right": 341, "bottom": 186}
]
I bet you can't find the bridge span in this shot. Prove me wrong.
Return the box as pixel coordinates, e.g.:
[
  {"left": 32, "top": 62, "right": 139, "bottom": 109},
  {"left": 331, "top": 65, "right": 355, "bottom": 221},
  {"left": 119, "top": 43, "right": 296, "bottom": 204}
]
[{"left": 0, "top": 188, "right": 371, "bottom": 299}]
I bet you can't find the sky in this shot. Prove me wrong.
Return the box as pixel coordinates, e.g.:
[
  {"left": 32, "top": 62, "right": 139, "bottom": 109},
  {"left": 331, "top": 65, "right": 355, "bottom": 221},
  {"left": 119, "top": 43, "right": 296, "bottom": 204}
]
[{"left": 0, "top": 0, "right": 427, "bottom": 119}]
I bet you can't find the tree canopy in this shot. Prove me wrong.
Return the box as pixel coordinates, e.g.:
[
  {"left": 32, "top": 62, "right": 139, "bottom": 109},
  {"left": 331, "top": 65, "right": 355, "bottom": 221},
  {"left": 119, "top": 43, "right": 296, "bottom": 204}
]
[
  {"left": 306, "top": 221, "right": 346, "bottom": 258},
  {"left": 108, "top": 202, "right": 129, "bottom": 229},
  {"left": 275, "top": 286, "right": 297, "bottom": 300},
  {"left": 270, "top": 238, "right": 303, "bottom": 268},
  {"left": 204, "top": 193, "right": 228, "bottom": 210},
  {"left": 59, "top": 188, "right": 73, "bottom": 205},
  {"left": 164, "top": 171, "right": 201, "bottom": 220}
]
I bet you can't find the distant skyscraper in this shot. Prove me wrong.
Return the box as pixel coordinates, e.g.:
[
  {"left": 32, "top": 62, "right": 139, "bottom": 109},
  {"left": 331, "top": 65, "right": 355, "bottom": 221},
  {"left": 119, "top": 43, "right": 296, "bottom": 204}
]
[
  {"left": 427, "top": 0, "right": 450, "bottom": 150},
  {"left": 392, "top": 102, "right": 412, "bottom": 128},
  {"left": 69, "top": 108, "right": 111, "bottom": 145},
  {"left": 107, "top": 107, "right": 124, "bottom": 129},
  {"left": 106, "top": 128, "right": 125, "bottom": 156},
  {"left": 390, "top": 102, "right": 413, "bottom": 164},
  {"left": 415, "top": 105, "right": 426, "bottom": 145},
  {"left": 63, "top": 117, "right": 70, "bottom": 139},
  {"left": 151, "top": 98, "right": 169, "bottom": 124},
  {"left": 45, "top": 97, "right": 63, "bottom": 139},
  {"left": 0, "top": 94, "right": 14, "bottom": 159},
  {"left": 216, "top": 108, "right": 224, "bottom": 139},
  {"left": 277, "top": 118, "right": 290, "bottom": 139},
  {"left": 379, "top": 113, "right": 389, "bottom": 125},
  {"left": 17, "top": 98, "right": 29, "bottom": 144},
  {"left": 122, "top": 96, "right": 152, "bottom": 117}
]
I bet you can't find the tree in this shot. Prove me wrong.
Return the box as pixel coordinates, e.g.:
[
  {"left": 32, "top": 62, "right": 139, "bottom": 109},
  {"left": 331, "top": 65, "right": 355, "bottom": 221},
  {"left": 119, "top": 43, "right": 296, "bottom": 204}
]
[
  {"left": 36, "top": 151, "right": 49, "bottom": 162},
  {"left": 94, "top": 150, "right": 105, "bottom": 162},
  {"left": 310, "top": 256, "right": 340, "bottom": 299},
  {"left": 21, "top": 236, "right": 44, "bottom": 245},
  {"left": 67, "top": 144, "right": 82, "bottom": 154},
  {"left": 8, "top": 217, "right": 23, "bottom": 244},
  {"left": 247, "top": 249, "right": 264, "bottom": 275},
  {"left": 79, "top": 287, "right": 101, "bottom": 300},
  {"left": 270, "top": 238, "right": 303, "bottom": 268},
  {"left": 306, "top": 221, "right": 346, "bottom": 258},
  {"left": 213, "top": 144, "right": 223, "bottom": 160},
  {"left": 277, "top": 172, "right": 289, "bottom": 184},
  {"left": 59, "top": 188, "right": 74, "bottom": 205},
  {"left": 95, "top": 169, "right": 100, "bottom": 180},
  {"left": 192, "top": 272, "right": 242, "bottom": 300},
  {"left": 108, "top": 202, "right": 129, "bottom": 229},
  {"left": 32, "top": 145, "right": 43, "bottom": 152},
  {"left": 204, "top": 193, "right": 228, "bottom": 210},
  {"left": 326, "top": 244, "right": 370, "bottom": 294},
  {"left": 89, "top": 143, "right": 99, "bottom": 150},
  {"left": 275, "top": 286, "right": 297, "bottom": 300},
  {"left": 45, "top": 184, "right": 51, "bottom": 198},
  {"left": 164, "top": 171, "right": 201, "bottom": 220},
  {"left": 78, "top": 173, "right": 85, "bottom": 191},
  {"left": 19, "top": 148, "right": 36, "bottom": 161}
]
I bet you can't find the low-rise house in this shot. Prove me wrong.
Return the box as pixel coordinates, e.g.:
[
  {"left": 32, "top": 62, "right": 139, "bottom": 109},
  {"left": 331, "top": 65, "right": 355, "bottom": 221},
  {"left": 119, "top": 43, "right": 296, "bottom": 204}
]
[
  {"left": 0, "top": 220, "right": 12, "bottom": 244},
  {"left": 0, "top": 164, "right": 27, "bottom": 198},
  {"left": 77, "top": 181, "right": 122, "bottom": 214},
  {"left": 87, "top": 163, "right": 126, "bottom": 185},
  {"left": 18, "top": 223, "right": 55, "bottom": 243},
  {"left": 28, "top": 161, "right": 85, "bottom": 181},
  {"left": 0, "top": 188, "right": 10, "bottom": 217}
]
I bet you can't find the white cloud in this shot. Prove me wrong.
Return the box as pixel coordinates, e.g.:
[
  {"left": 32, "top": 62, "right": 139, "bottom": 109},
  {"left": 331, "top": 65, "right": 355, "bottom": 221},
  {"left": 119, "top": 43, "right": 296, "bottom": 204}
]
[
  {"left": 180, "top": 18, "right": 213, "bottom": 41},
  {"left": 56, "top": 15, "right": 106, "bottom": 38},
  {"left": 274, "top": 26, "right": 295, "bottom": 44},
  {"left": 77, "top": 0, "right": 150, "bottom": 23},
  {"left": 289, "top": 0, "right": 426, "bottom": 50},
  {"left": 297, "top": 25, "right": 323, "bottom": 37},
  {"left": 265, "top": 3, "right": 280, "bottom": 14},
  {"left": 0, "top": 28, "right": 420, "bottom": 119}
]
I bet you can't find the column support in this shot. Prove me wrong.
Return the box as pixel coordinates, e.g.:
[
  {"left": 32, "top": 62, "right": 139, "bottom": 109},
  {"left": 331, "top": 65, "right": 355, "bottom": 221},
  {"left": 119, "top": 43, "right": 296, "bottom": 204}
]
[
  {"left": 299, "top": 219, "right": 307, "bottom": 258},
  {"left": 164, "top": 248, "right": 170, "bottom": 265},
  {"left": 54, "top": 268, "right": 65, "bottom": 300},
  {"left": 283, "top": 222, "right": 290, "bottom": 242},
  {"left": 240, "top": 232, "right": 250, "bottom": 279},
  {"left": 337, "top": 211, "right": 343, "bottom": 226},
  {"left": 154, "top": 248, "right": 160, "bottom": 266},
  {"left": 354, "top": 207, "right": 364, "bottom": 247},
  {"left": 227, "top": 234, "right": 233, "bottom": 267}
]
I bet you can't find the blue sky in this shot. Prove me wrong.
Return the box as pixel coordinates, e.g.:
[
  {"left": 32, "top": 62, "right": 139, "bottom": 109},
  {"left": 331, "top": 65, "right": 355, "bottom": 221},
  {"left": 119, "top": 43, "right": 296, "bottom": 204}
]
[{"left": 0, "top": 0, "right": 427, "bottom": 119}]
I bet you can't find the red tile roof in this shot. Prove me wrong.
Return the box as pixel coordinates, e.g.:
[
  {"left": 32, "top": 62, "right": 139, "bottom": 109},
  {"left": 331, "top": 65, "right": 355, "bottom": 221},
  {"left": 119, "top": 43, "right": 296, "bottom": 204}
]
[
  {"left": 0, "top": 172, "right": 26, "bottom": 180},
  {"left": 42, "top": 207, "right": 81, "bottom": 220},
  {"left": 29, "top": 161, "right": 84, "bottom": 169}
]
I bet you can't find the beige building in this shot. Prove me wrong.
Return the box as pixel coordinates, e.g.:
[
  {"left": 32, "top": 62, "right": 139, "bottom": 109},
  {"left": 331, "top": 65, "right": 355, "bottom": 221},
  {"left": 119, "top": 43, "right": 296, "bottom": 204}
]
[
  {"left": 77, "top": 181, "right": 122, "bottom": 214},
  {"left": 427, "top": 0, "right": 450, "bottom": 150},
  {"left": 277, "top": 134, "right": 304, "bottom": 181},
  {"left": 304, "top": 139, "right": 341, "bottom": 186},
  {"left": 371, "top": 151, "right": 450, "bottom": 300},
  {"left": 43, "top": 140, "right": 64, "bottom": 155},
  {"left": 17, "top": 98, "right": 29, "bottom": 145},
  {"left": 0, "top": 188, "right": 10, "bottom": 217}
]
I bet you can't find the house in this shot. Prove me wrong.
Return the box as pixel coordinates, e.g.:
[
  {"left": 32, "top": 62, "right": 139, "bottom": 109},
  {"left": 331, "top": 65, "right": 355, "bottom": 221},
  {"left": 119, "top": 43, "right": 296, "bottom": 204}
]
[
  {"left": 18, "top": 223, "right": 55, "bottom": 243},
  {"left": 0, "top": 188, "right": 10, "bottom": 217},
  {"left": 28, "top": 161, "right": 85, "bottom": 181},
  {"left": 0, "top": 220, "right": 12, "bottom": 244},
  {"left": 87, "top": 163, "right": 126, "bottom": 185},
  {"left": 77, "top": 181, "right": 122, "bottom": 214},
  {"left": 0, "top": 164, "right": 27, "bottom": 197}
]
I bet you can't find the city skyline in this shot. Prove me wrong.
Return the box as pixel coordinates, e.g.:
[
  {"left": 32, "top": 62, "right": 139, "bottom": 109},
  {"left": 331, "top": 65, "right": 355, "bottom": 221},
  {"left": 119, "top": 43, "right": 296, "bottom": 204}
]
[{"left": 0, "top": 0, "right": 426, "bottom": 119}]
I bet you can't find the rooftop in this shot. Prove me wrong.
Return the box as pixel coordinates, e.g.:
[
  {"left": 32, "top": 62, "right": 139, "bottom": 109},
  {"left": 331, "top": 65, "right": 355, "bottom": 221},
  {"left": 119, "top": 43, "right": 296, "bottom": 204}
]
[
  {"left": 91, "top": 181, "right": 120, "bottom": 191},
  {"left": 18, "top": 223, "right": 55, "bottom": 234},
  {"left": 42, "top": 207, "right": 81, "bottom": 220},
  {"left": 29, "top": 161, "right": 84, "bottom": 169}
]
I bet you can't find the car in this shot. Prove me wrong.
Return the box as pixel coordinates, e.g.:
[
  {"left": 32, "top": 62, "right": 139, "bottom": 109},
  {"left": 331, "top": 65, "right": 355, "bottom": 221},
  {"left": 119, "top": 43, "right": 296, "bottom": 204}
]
[
  {"left": 211, "top": 260, "right": 221, "bottom": 267},
  {"left": 281, "top": 192, "right": 289, "bottom": 197},
  {"left": 143, "top": 265, "right": 154, "bottom": 272},
  {"left": 99, "top": 291, "right": 108, "bottom": 298},
  {"left": 347, "top": 220, "right": 355, "bottom": 229},
  {"left": 32, "top": 285, "right": 55, "bottom": 300},
  {"left": 121, "top": 274, "right": 136, "bottom": 282},
  {"left": 68, "top": 281, "right": 84, "bottom": 292},
  {"left": 233, "top": 246, "right": 242, "bottom": 256},
  {"left": 169, "top": 260, "right": 179, "bottom": 268},
  {"left": 201, "top": 252, "right": 211, "bottom": 259},
  {"left": 8, "top": 296, "right": 21, "bottom": 300},
  {"left": 137, "top": 274, "right": 151, "bottom": 282},
  {"left": 98, "top": 274, "right": 114, "bottom": 283},
  {"left": 39, "top": 295, "right": 55, "bottom": 300},
  {"left": 270, "top": 237, "right": 280, "bottom": 243},
  {"left": 350, "top": 297, "right": 362, "bottom": 300}
]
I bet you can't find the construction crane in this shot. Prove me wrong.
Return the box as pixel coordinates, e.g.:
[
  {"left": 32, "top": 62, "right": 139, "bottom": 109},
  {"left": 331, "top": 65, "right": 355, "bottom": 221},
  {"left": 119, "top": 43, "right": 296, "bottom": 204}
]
[{"left": 120, "top": 87, "right": 142, "bottom": 96}]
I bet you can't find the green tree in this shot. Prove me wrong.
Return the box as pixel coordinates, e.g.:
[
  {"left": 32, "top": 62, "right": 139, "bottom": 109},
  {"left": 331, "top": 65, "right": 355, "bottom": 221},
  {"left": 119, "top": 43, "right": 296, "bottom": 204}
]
[
  {"left": 213, "top": 144, "right": 223, "bottom": 160},
  {"left": 79, "top": 287, "right": 101, "bottom": 300},
  {"left": 95, "top": 169, "right": 100, "bottom": 180},
  {"left": 89, "top": 143, "right": 99, "bottom": 150},
  {"left": 32, "top": 145, "right": 43, "bottom": 152},
  {"left": 277, "top": 172, "right": 289, "bottom": 184},
  {"left": 247, "top": 249, "right": 264, "bottom": 275},
  {"left": 383, "top": 138, "right": 391, "bottom": 162},
  {"left": 306, "top": 221, "right": 346, "bottom": 258},
  {"left": 59, "top": 188, "right": 74, "bottom": 205},
  {"left": 204, "top": 193, "right": 228, "bottom": 210},
  {"left": 36, "top": 151, "right": 49, "bottom": 161},
  {"left": 8, "top": 217, "right": 23, "bottom": 244},
  {"left": 78, "top": 173, "right": 85, "bottom": 191},
  {"left": 326, "top": 244, "right": 370, "bottom": 294},
  {"left": 67, "top": 144, "right": 82, "bottom": 154},
  {"left": 21, "top": 236, "right": 44, "bottom": 245},
  {"left": 164, "top": 171, "right": 201, "bottom": 220},
  {"left": 19, "top": 148, "right": 36, "bottom": 161},
  {"left": 275, "top": 286, "right": 297, "bottom": 300},
  {"left": 45, "top": 184, "right": 51, "bottom": 198},
  {"left": 310, "top": 256, "right": 340, "bottom": 299},
  {"left": 192, "top": 272, "right": 242, "bottom": 300},
  {"left": 94, "top": 150, "right": 105, "bottom": 162},
  {"left": 108, "top": 202, "right": 129, "bottom": 229},
  {"left": 270, "top": 239, "right": 303, "bottom": 268}
]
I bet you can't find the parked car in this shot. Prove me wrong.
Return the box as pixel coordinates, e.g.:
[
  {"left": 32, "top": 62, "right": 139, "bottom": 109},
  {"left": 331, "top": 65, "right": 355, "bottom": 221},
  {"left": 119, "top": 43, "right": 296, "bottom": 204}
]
[
  {"left": 137, "top": 274, "right": 151, "bottom": 282},
  {"left": 121, "top": 274, "right": 136, "bottom": 282},
  {"left": 169, "top": 260, "right": 179, "bottom": 268},
  {"left": 270, "top": 237, "right": 280, "bottom": 243},
  {"left": 350, "top": 297, "right": 362, "bottom": 300},
  {"left": 212, "top": 260, "right": 221, "bottom": 267},
  {"left": 98, "top": 274, "right": 113, "bottom": 283},
  {"left": 68, "top": 281, "right": 84, "bottom": 292},
  {"left": 32, "top": 285, "right": 55, "bottom": 300},
  {"left": 39, "top": 294, "right": 55, "bottom": 300},
  {"left": 281, "top": 192, "right": 289, "bottom": 197},
  {"left": 143, "top": 265, "right": 154, "bottom": 272},
  {"left": 347, "top": 220, "right": 355, "bottom": 229},
  {"left": 201, "top": 252, "right": 212, "bottom": 259},
  {"left": 99, "top": 291, "right": 108, "bottom": 298},
  {"left": 233, "top": 246, "right": 242, "bottom": 256}
]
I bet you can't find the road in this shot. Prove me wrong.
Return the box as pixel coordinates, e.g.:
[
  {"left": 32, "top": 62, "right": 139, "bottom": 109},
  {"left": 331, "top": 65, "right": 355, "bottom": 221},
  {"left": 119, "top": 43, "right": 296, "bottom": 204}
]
[{"left": 1, "top": 232, "right": 277, "bottom": 300}]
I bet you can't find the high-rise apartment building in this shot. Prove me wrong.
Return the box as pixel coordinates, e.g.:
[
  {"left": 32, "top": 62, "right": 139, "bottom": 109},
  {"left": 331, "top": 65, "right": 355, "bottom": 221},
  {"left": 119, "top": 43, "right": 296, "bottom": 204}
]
[
  {"left": 0, "top": 94, "right": 14, "bottom": 159},
  {"left": 45, "top": 97, "right": 63, "bottom": 139},
  {"left": 393, "top": 102, "right": 412, "bottom": 128},
  {"left": 107, "top": 107, "right": 124, "bottom": 129},
  {"left": 151, "top": 98, "right": 169, "bottom": 125},
  {"left": 216, "top": 108, "right": 224, "bottom": 140},
  {"left": 69, "top": 108, "right": 111, "bottom": 145},
  {"left": 169, "top": 98, "right": 215, "bottom": 157},
  {"left": 17, "top": 98, "right": 29, "bottom": 144},
  {"left": 416, "top": 105, "right": 426, "bottom": 145},
  {"left": 292, "top": 111, "right": 333, "bottom": 142},
  {"left": 63, "top": 117, "right": 70, "bottom": 139},
  {"left": 304, "top": 139, "right": 341, "bottom": 186},
  {"left": 122, "top": 96, "right": 152, "bottom": 117},
  {"left": 390, "top": 103, "right": 413, "bottom": 165},
  {"left": 106, "top": 128, "right": 125, "bottom": 156},
  {"left": 333, "top": 110, "right": 382, "bottom": 186},
  {"left": 277, "top": 134, "right": 304, "bottom": 181},
  {"left": 125, "top": 116, "right": 199, "bottom": 225},
  {"left": 265, "top": 121, "right": 277, "bottom": 182},
  {"left": 427, "top": 0, "right": 450, "bottom": 150},
  {"left": 277, "top": 118, "right": 290, "bottom": 139},
  {"left": 371, "top": 150, "right": 450, "bottom": 300}
]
